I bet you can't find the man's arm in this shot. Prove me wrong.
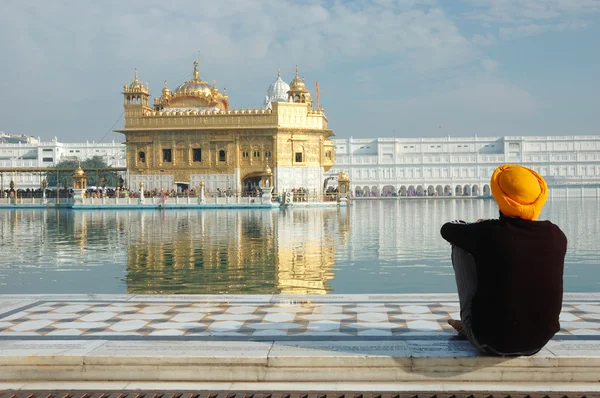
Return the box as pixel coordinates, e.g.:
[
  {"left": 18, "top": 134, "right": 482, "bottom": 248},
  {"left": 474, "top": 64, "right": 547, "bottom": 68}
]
[{"left": 440, "top": 221, "right": 486, "bottom": 253}]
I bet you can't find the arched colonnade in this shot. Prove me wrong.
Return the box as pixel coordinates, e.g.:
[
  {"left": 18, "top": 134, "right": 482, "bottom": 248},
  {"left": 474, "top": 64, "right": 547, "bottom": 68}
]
[{"left": 353, "top": 183, "right": 492, "bottom": 197}]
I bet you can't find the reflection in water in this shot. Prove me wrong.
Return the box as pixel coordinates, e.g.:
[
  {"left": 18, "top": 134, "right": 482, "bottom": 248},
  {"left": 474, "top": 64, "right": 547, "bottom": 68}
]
[
  {"left": 0, "top": 199, "right": 598, "bottom": 294},
  {"left": 123, "top": 209, "right": 341, "bottom": 294}
]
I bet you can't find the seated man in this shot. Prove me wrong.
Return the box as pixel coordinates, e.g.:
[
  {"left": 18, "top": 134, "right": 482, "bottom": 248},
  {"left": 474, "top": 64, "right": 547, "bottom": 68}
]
[{"left": 440, "top": 164, "right": 567, "bottom": 356}]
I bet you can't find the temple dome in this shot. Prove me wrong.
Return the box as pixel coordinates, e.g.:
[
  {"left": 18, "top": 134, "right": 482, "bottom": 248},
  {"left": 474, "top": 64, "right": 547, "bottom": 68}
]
[
  {"left": 154, "top": 60, "right": 229, "bottom": 111},
  {"left": 265, "top": 69, "right": 290, "bottom": 105},
  {"left": 172, "top": 80, "right": 212, "bottom": 96},
  {"left": 172, "top": 61, "right": 212, "bottom": 97}
]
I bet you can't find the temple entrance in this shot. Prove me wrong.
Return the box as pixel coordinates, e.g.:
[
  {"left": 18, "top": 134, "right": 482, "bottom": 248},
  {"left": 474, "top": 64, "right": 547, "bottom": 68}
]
[
  {"left": 175, "top": 182, "right": 189, "bottom": 193},
  {"left": 242, "top": 174, "right": 263, "bottom": 196}
]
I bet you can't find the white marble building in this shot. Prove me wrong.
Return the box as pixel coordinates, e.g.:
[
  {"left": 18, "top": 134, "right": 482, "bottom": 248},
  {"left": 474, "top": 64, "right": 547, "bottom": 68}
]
[
  {"left": 0, "top": 133, "right": 126, "bottom": 189},
  {"left": 326, "top": 135, "right": 600, "bottom": 198},
  {"left": 3, "top": 132, "right": 600, "bottom": 197}
]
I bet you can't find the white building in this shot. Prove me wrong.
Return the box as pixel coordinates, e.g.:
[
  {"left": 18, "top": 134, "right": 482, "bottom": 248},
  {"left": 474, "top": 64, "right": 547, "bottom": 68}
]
[
  {"left": 0, "top": 133, "right": 126, "bottom": 190},
  {"left": 2, "top": 132, "right": 600, "bottom": 197},
  {"left": 326, "top": 135, "right": 600, "bottom": 198}
]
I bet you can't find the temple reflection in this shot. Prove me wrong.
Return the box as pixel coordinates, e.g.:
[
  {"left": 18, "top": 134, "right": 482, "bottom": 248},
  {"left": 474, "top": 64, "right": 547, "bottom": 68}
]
[{"left": 68, "top": 208, "right": 348, "bottom": 294}]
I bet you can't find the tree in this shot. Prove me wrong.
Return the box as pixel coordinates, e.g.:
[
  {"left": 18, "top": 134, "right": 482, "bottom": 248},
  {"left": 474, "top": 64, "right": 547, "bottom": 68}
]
[{"left": 45, "top": 156, "right": 120, "bottom": 188}]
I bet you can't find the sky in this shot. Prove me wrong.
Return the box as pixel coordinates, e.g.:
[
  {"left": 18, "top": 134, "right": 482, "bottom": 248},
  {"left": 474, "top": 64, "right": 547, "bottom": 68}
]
[{"left": 0, "top": 0, "right": 599, "bottom": 142}]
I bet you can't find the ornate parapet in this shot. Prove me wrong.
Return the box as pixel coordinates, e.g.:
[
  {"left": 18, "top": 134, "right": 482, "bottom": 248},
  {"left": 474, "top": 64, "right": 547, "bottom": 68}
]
[{"left": 120, "top": 102, "right": 329, "bottom": 131}]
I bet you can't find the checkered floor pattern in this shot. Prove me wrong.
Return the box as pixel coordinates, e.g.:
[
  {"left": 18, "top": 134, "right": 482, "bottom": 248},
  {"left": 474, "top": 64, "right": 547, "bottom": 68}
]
[{"left": 1, "top": 300, "right": 599, "bottom": 338}]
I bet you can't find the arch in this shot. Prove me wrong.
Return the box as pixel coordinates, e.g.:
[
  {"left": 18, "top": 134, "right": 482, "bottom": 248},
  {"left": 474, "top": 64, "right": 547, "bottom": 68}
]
[
  {"left": 242, "top": 172, "right": 264, "bottom": 195},
  {"left": 444, "top": 185, "right": 452, "bottom": 196},
  {"left": 362, "top": 186, "right": 371, "bottom": 197},
  {"left": 416, "top": 185, "right": 424, "bottom": 196},
  {"left": 399, "top": 185, "right": 407, "bottom": 196},
  {"left": 382, "top": 185, "right": 395, "bottom": 197},
  {"left": 436, "top": 185, "right": 443, "bottom": 196},
  {"left": 407, "top": 185, "right": 416, "bottom": 196},
  {"left": 455, "top": 185, "right": 462, "bottom": 196},
  {"left": 371, "top": 185, "right": 380, "bottom": 197},
  {"left": 354, "top": 186, "right": 362, "bottom": 196},
  {"left": 472, "top": 184, "right": 480, "bottom": 196},
  {"left": 483, "top": 184, "right": 491, "bottom": 196},
  {"left": 463, "top": 185, "right": 471, "bottom": 196},
  {"left": 427, "top": 185, "right": 435, "bottom": 196},
  {"left": 219, "top": 149, "right": 226, "bottom": 162}
]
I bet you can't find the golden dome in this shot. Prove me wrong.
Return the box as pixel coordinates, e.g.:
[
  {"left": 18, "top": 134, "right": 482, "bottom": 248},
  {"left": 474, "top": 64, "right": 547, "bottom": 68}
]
[
  {"left": 172, "top": 60, "right": 212, "bottom": 97},
  {"left": 289, "top": 65, "right": 306, "bottom": 92},
  {"left": 338, "top": 170, "right": 349, "bottom": 182},
  {"left": 73, "top": 166, "right": 86, "bottom": 177},
  {"left": 263, "top": 163, "right": 273, "bottom": 176}
]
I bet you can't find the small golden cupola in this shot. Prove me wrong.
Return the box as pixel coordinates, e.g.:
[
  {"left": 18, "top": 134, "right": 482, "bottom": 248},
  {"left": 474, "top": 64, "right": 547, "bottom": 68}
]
[
  {"left": 162, "top": 81, "right": 171, "bottom": 99},
  {"left": 153, "top": 60, "right": 229, "bottom": 111},
  {"left": 123, "top": 69, "right": 150, "bottom": 106},
  {"left": 72, "top": 164, "right": 87, "bottom": 190},
  {"left": 287, "top": 65, "right": 312, "bottom": 107}
]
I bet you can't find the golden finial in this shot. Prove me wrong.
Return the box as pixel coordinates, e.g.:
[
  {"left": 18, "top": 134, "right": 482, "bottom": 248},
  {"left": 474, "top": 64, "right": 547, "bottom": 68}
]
[
  {"left": 193, "top": 60, "right": 199, "bottom": 80},
  {"left": 212, "top": 79, "right": 216, "bottom": 88},
  {"left": 295, "top": 64, "right": 299, "bottom": 78},
  {"left": 163, "top": 80, "right": 168, "bottom": 89},
  {"left": 133, "top": 68, "right": 139, "bottom": 82}
]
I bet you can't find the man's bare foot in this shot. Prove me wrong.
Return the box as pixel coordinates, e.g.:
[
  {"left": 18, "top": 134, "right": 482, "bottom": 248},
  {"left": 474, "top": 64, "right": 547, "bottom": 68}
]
[{"left": 447, "top": 319, "right": 465, "bottom": 337}]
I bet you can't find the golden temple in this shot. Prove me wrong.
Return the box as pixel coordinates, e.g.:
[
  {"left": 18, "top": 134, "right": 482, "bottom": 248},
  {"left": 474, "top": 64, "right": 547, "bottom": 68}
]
[{"left": 115, "top": 62, "right": 335, "bottom": 195}]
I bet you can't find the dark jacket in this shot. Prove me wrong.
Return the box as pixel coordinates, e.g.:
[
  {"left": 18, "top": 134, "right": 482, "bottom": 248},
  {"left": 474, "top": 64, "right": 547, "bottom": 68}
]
[{"left": 441, "top": 217, "right": 567, "bottom": 354}]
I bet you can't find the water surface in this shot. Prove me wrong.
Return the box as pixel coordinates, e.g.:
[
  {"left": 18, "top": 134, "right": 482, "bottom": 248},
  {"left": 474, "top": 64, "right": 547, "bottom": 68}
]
[{"left": 0, "top": 199, "right": 598, "bottom": 294}]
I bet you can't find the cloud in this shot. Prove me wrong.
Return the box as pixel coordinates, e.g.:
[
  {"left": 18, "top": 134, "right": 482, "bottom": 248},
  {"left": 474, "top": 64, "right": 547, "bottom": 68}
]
[
  {"left": 480, "top": 59, "right": 500, "bottom": 73},
  {"left": 471, "top": 33, "right": 496, "bottom": 46},
  {"left": 465, "top": 0, "right": 600, "bottom": 39},
  {"left": 0, "top": 0, "right": 484, "bottom": 140}
]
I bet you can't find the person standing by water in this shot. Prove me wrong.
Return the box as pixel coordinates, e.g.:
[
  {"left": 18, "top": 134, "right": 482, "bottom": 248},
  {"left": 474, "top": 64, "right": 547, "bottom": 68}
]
[{"left": 440, "top": 164, "right": 567, "bottom": 356}]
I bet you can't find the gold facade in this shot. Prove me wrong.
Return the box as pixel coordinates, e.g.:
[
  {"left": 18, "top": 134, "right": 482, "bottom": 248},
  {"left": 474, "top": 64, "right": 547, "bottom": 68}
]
[{"left": 116, "top": 62, "right": 335, "bottom": 190}]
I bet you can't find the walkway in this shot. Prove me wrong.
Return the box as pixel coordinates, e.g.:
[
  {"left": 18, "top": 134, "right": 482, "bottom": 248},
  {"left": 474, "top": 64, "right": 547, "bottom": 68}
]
[{"left": 1, "top": 293, "right": 600, "bottom": 392}]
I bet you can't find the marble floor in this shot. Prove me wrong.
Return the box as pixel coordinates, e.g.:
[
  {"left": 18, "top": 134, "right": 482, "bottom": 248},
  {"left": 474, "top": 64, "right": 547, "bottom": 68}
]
[{"left": 1, "top": 294, "right": 600, "bottom": 340}]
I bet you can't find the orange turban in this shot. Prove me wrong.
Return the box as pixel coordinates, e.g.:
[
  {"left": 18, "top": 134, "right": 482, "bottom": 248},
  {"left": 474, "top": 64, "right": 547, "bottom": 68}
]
[{"left": 490, "top": 164, "right": 548, "bottom": 220}]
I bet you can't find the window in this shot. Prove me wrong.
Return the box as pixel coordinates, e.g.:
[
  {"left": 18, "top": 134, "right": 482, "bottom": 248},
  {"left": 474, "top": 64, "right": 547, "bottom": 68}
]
[
  {"left": 219, "top": 150, "right": 226, "bottom": 162},
  {"left": 162, "top": 149, "right": 172, "bottom": 162},
  {"left": 325, "top": 151, "right": 332, "bottom": 159},
  {"left": 193, "top": 148, "right": 202, "bottom": 162},
  {"left": 265, "top": 151, "right": 272, "bottom": 158},
  {"left": 138, "top": 151, "right": 146, "bottom": 163},
  {"left": 42, "top": 157, "right": 54, "bottom": 162},
  {"left": 295, "top": 152, "right": 303, "bottom": 163},
  {"left": 253, "top": 150, "right": 260, "bottom": 158},
  {"left": 242, "top": 151, "right": 249, "bottom": 158},
  {"left": 43, "top": 149, "right": 53, "bottom": 152}
]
